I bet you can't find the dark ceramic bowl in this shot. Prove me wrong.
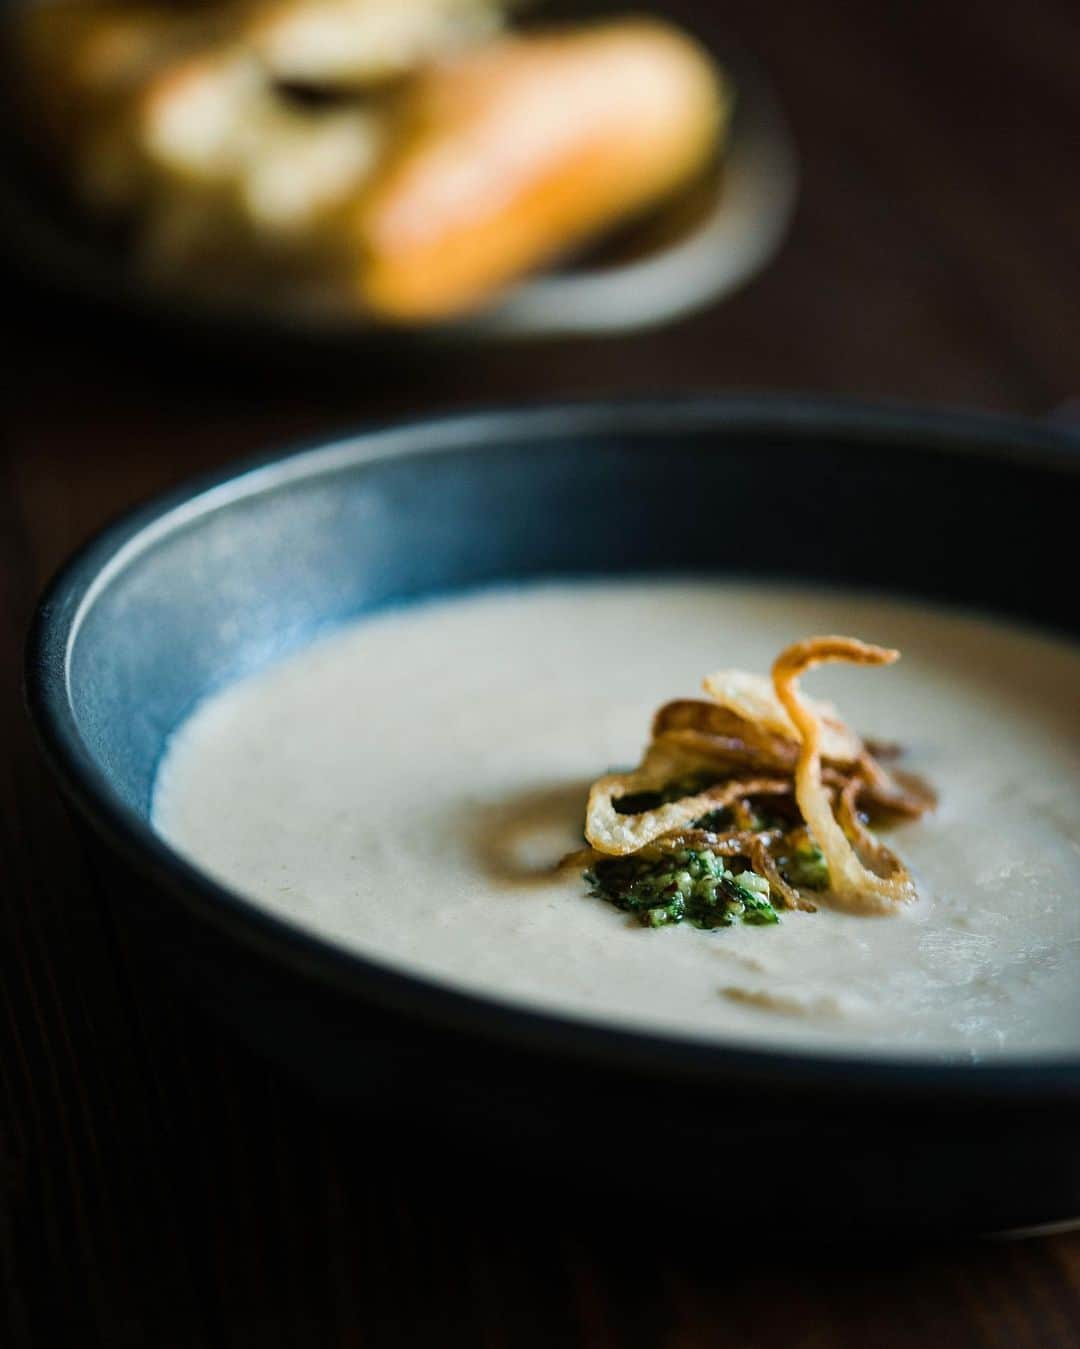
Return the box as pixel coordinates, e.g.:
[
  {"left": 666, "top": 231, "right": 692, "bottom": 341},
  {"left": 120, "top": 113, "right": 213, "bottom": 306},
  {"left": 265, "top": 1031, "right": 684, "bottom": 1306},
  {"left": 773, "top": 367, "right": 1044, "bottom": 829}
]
[{"left": 25, "top": 396, "right": 1080, "bottom": 1235}]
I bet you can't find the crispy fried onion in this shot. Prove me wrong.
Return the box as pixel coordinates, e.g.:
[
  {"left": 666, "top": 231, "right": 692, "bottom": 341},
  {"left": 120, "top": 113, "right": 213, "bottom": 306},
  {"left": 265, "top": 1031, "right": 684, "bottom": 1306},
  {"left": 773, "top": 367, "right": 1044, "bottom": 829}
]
[
  {"left": 702, "top": 669, "right": 863, "bottom": 764},
  {"left": 772, "top": 637, "right": 918, "bottom": 913},
  {"left": 651, "top": 700, "right": 802, "bottom": 774},
  {"left": 579, "top": 632, "right": 935, "bottom": 916},
  {"left": 585, "top": 752, "right": 791, "bottom": 856}
]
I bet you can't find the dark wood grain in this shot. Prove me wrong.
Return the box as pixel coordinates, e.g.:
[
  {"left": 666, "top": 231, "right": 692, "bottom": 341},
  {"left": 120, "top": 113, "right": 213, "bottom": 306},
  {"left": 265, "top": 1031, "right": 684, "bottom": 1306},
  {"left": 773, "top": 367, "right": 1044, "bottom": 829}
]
[{"left": 3, "top": 1, "right": 1080, "bottom": 1344}]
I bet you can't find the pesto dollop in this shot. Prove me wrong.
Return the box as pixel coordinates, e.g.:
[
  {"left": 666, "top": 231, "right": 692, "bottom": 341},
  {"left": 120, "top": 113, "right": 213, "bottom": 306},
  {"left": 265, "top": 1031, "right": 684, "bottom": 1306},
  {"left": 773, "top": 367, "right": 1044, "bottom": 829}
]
[
  {"left": 583, "top": 788, "right": 835, "bottom": 930},
  {"left": 586, "top": 846, "right": 779, "bottom": 929}
]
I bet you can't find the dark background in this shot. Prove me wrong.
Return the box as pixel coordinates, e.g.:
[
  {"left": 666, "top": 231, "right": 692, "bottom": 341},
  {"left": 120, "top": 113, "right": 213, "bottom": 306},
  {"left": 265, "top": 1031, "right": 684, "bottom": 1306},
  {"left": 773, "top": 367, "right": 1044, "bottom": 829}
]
[{"left": 3, "top": 0, "right": 1080, "bottom": 1344}]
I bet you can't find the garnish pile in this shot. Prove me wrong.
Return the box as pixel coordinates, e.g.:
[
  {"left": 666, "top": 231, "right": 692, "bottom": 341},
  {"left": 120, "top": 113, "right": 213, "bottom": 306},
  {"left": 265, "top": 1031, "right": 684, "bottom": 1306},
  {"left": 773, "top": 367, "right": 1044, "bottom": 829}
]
[{"left": 567, "top": 636, "right": 935, "bottom": 928}]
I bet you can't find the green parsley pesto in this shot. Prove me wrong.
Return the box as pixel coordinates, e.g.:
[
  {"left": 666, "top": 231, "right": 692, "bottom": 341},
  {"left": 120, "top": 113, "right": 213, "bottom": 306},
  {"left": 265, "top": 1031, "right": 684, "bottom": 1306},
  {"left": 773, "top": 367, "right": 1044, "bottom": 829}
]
[
  {"left": 586, "top": 846, "right": 778, "bottom": 928},
  {"left": 583, "top": 785, "right": 830, "bottom": 930}
]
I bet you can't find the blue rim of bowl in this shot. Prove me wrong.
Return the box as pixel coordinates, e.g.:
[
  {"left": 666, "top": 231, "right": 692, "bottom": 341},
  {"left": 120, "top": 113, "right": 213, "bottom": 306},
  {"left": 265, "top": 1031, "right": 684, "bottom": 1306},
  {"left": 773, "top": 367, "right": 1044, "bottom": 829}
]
[{"left": 23, "top": 393, "right": 1080, "bottom": 1100}]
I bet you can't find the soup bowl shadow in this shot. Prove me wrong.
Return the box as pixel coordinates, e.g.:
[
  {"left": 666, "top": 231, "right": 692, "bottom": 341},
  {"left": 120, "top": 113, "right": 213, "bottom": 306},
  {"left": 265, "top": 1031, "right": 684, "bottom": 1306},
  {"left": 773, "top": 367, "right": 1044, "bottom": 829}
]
[{"left": 24, "top": 395, "right": 1080, "bottom": 1235}]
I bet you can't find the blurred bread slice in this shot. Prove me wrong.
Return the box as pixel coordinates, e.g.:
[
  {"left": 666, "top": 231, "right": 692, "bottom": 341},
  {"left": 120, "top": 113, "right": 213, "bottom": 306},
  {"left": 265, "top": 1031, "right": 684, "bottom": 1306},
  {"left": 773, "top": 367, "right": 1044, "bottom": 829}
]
[
  {"left": 244, "top": 0, "right": 509, "bottom": 89},
  {"left": 354, "top": 20, "right": 728, "bottom": 320}
]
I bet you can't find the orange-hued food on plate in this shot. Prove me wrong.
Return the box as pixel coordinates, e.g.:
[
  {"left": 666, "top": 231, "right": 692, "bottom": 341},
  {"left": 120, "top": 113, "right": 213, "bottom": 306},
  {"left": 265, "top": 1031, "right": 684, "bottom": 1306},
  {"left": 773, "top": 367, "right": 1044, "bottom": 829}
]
[
  {"left": 10, "top": 1, "right": 729, "bottom": 321},
  {"left": 354, "top": 21, "right": 727, "bottom": 319}
]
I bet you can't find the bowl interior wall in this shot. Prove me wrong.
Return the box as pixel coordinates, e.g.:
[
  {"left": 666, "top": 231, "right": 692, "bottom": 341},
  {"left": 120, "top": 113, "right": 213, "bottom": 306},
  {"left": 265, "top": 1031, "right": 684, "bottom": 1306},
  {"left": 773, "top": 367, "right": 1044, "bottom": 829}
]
[{"left": 67, "top": 422, "right": 1073, "bottom": 819}]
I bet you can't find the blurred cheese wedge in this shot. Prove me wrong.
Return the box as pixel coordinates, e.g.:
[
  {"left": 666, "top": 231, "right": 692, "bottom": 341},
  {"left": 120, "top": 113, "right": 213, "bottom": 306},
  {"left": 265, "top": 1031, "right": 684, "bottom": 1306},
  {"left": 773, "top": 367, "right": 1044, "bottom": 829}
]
[
  {"left": 244, "top": 0, "right": 508, "bottom": 89},
  {"left": 354, "top": 20, "right": 728, "bottom": 320}
]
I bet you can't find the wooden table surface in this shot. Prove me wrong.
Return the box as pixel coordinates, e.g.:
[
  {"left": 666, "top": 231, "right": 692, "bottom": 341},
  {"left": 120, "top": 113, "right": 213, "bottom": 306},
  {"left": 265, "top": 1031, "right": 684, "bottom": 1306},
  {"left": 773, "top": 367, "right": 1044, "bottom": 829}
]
[{"left": 3, "top": 1, "right": 1079, "bottom": 1344}]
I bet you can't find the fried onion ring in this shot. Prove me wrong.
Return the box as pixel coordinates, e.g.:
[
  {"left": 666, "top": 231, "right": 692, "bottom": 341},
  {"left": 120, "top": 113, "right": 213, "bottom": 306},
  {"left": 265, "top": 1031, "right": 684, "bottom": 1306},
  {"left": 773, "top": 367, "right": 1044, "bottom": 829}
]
[
  {"left": 772, "top": 637, "right": 918, "bottom": 913},
  {"left": 585, "top": 768, "right": 791, "bottom": 856},
  {"left": 651, "top": 699, "right": 801, "bottom": 772},
  {"left": 652, "top": 826, "right": 783, "bottom": 855},
  {"left": 703, "top": 669, "right": 863, "bottom": 764}
]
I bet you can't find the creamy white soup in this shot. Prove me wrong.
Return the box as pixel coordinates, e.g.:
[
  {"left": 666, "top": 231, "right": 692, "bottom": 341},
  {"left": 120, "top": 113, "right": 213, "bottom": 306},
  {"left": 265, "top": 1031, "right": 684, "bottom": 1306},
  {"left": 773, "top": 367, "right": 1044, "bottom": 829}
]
[{"left": 153, "top": 581, "right": 1080, "bottom": 1061}]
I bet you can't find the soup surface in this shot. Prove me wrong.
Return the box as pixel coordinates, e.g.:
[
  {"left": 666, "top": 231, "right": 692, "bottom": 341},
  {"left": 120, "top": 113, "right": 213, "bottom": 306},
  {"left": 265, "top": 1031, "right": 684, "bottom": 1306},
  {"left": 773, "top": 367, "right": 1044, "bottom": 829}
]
[{"left": 153, "top": 581, "right": 1080, "bottom": 1060}]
